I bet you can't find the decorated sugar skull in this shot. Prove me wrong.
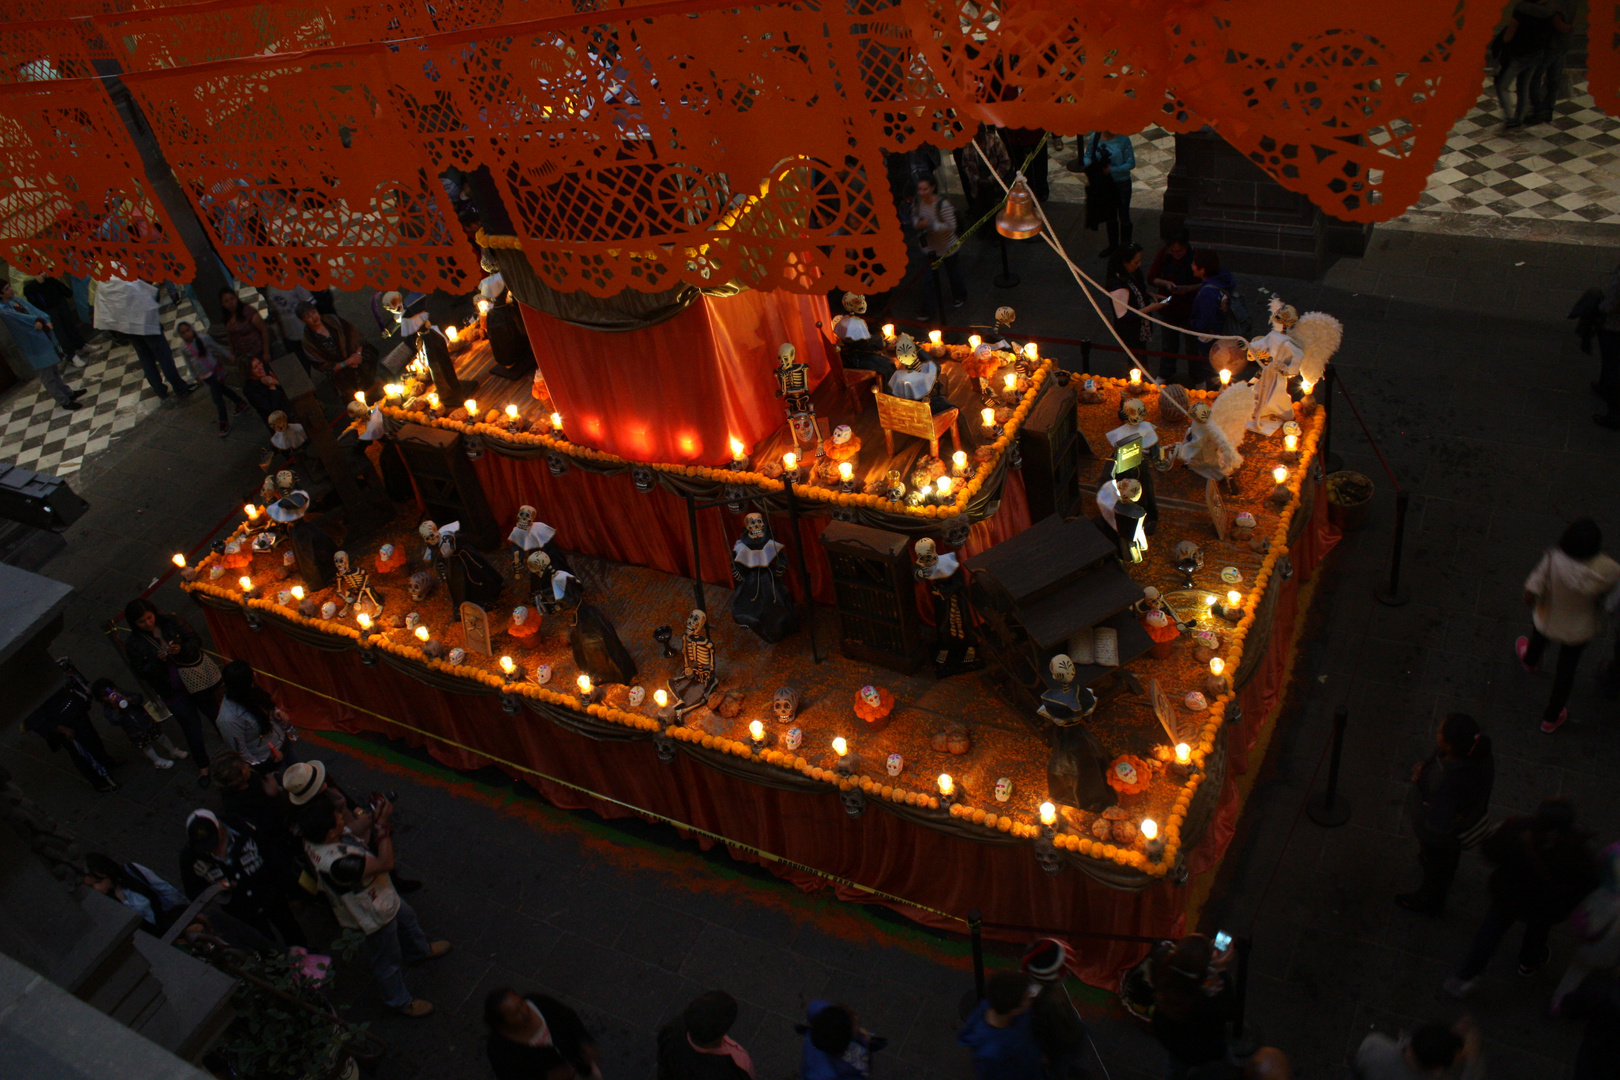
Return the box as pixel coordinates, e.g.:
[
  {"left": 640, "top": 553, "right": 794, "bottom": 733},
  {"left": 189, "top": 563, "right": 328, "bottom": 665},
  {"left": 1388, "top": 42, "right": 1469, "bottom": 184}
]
[
  {"left": 1184, "top": 690, "right": 1208, "bottom": 711},
  {"left": 516, "top": 504, "right": 536, "bottom": 529},
  {"left": 744, "top": 513, "right": 766, "bottom": 541},
  {"left": 832, "top": 424, "right": 853, "bottom": 447},
  {"left": 276, "top": 589, "right": 292, "bottom": 606},
  {"left": 224, "top": 539, "right": 241, "bottom": 558},
  {"left": 1145, "top": 609, "right": 1170, "bottom": 629},
  {"left": 405, "top": 611, "right": 422, "bottom": 629},
  {"left": 408, "top": 571, "right": 437, "bottom": 601},
  {"left": 777, "top": 342, "right": 796, "bottom": 368},
  {"left": 379, "top": 543, "right": 395, "bottom": 562},
  {"left": 1282, "top": 420, "right": 1302, "bottom": 438},
  {"left": 859, "top": 685, "right": 882, "bottom": 710},
  {"left": 512, "top": 605, "right": 529, "bottom": 626},
  {"left": 418, "top": 520, "right": 441, "bottom": 546},
  {"left": 885, "top": 752, "right": 903, "bottom": 777},
  {"left": 527, "top": 550, "right": 551, "bottom": 574},
  {"left": 1049, "top": 653, "right": 1076, "bottom": 685},
  {"left": 1193, "top": 628, "right": 1220, "bottom": 650},
  {"left": 448, "top": 647, "right": 466, "bottom": 665},
  {"left": 535, "top": 663, "right": 553, "bottom": 684},
  {"left": 628, "top": 685, "right": 646, "bottom": 707},
  {"left": 1112, "top": 758, "right": 1140, "bottom": 787},
  {"left": 209, "top": 565, "right": 225, "bottom": 580},
  {"left": 283, "top": 548, "right": 297, "bottom": 567},
  {"left": 1121, "top": 398, "right": 1147, "bottom": 424},
  {"left": 334, "top": 550, "right": 350, "bottom": 575},
  {"left": 1191, "top": 402, "right": 1212, "bottom": 423},
  {"left": 785, "top": 726, "right": 803, "bottom": 751},
  {"left": 913, "top": 537, "right": 938, "bottom": 572},
  {"left": 974, "top": 344, "right": 994, "bottom": 366},
  {"left": 994, "top": 777, "right": 1013, "bottom": 802},
  {"left": 894, "top": 334, "right": 918, "bottom": 367},
  {"left": 686, "top": 608, "right": 707, "bottom": 637},
  {"left": 320, "top": 601, "right": 337, "bottom": 620},
  {"left": 772, "top": 686, "right": 800, "bottom": 721},
  {"left": 1234, "top": 511, "right": 1257, "bottom": 530}
]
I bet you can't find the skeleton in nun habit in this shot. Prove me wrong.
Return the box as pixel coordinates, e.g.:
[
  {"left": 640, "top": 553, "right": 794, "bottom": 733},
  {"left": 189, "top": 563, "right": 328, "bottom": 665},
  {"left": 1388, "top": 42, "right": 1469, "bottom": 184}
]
[{"left": 730, "top": 513, "right": 799, "bottom": 643}]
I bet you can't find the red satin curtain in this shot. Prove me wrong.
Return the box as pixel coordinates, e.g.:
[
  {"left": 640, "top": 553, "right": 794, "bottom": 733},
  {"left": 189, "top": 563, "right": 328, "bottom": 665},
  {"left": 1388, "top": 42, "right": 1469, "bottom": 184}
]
[
  {"left": 520, "top": 290, "right": 834, "bottom": 465},
  {"left": 472, "top": 453, "right": 1033, "bottom": 608}
]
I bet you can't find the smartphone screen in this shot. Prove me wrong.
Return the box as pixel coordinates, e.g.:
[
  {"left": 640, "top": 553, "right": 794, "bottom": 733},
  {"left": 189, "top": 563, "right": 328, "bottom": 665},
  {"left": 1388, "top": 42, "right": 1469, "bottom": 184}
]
[{"left": 1213, "top": 931, "right": 1232, "bottom": 952}]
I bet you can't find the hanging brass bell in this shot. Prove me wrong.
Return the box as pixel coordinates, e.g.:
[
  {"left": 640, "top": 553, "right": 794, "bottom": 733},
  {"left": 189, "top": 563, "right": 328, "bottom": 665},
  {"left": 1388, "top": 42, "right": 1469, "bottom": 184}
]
[{"left": 996, "top": 177, "right": 1042, "bottom": 240}]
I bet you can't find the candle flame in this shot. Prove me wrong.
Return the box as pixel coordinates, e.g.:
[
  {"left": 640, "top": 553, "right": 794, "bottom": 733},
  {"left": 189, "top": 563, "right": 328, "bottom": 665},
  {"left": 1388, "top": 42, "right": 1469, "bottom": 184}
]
[
  {"left": 445, "top": 325, "right": 459, "bottom": 342},
  {"left": 968, "top": 334, "right": 981, "bottom": 349},
  {"left": 953, "top": 450, "right": 968, "bottom": 470},
  {"left": 356, "top": 613, "right": 372, "bottom": 630},
  {"left": 427, "top": 392, "right": 441, "bottom": 409},
  {"left": 1175, "top": 742, "right": 1192, "bottom": 764},
  {"left": 354, "top": 390, "right": 367, "bottom": 404},
  {"left": 1039, "top": 801, "right": 1056, "bottom": 826},
  {"left": 1203, "top": 594, "right": 1218, "bottom": 606},
  {"left": 832, "top": 736, "right": 848, "bottom": 757},
  {"left": 937, "top": 773, "right": 954, "bottom": 797},
  {"left": 244, "top": 503, "right": 258, "bottom": 519},
  {"left": 1227, "top": 590, "right": 1242, "bottom": 606},
  {"left": 838, "top": 461, "right": 853, "bottom": 481},
  {"left": 782, "top": 452, "right": 797, "bottom": 471},
  {"left": 506, "top": 404, "right": 519, "bottom": 419},
  {"left": 464, "top": 398, "right": 478, "bottom": 416},
  {"left": 500, "top": 656, "right": 516, "bottom": 675},
  {"left": 749, "top": 720, "right": 764, "bottom": 741},
  {"left": 1300, "top": 379, "right": 1315, "bottom": 395},
  {"left": 653, "top": 689, "right": 669, "bottom": 708},
  {"left": 237, "top": 576, "right": 253, "bottom": 591},
  {"left": 1023, "top": 342, "right": 1038, "bottom": 360},
  {"left": 1004, "top": 372, "right": 1017, "bottom": 392},
  {"left": 576, "top": 674, "right": 593, "bottom": 694},
  {"left": 1284, "top": 433, "right": 1298, "bottom": 452},
  {"left": 1141, "top": 818, "right": 1159, "bottom": 841},
  {"left": 414, "top": 625, "right": 430, "bottom": 641},
  {"left": 291, "top": 586, "right": 305, "bottom": 601},
  {"left": 981, "top": 407, "right": 996, "bottom": 428},
  {"left": 1210, "top": 657, "right": 1225, "bottom": 676},
  {"left": 1219, "top": 368, "right": 1232, "bottom": 385},
  {"left": 1273, "top": 465, "right": 1288, "bottom": 484},
  {"left": 550, "top": 412, "right": 563, "bottom": 430},
  {"left": 881, "top": 323, "right": 895, "bottom": 339},
  {"left": 928, "top": 330, "right": 943, "bottom": 345},
  {"left": 936, "top": 475, "right": 952, "bottom": 495},
  {"left": 729, "top": 437, "right": 746, "bottom": 458},
  {"left": 1129, "top": 368, "right": 1142, "bottom": 384},
  {"left": 172, "top": 553, "right": 187, "bottom": 568}
]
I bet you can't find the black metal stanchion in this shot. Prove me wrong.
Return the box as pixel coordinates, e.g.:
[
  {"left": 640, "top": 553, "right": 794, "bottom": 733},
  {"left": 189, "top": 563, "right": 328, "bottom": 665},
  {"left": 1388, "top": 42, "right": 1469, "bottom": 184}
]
[
  {"left": 1377, "top": 488, "right": 1411, "bottom": 607},
  {"left": 1080, "top": 339, "right": 1092, "bottom": 371},
  {"left": 994, "top": 232, "right": 1020, "bottom": 289},
  {"left": 1230, "top": 935, "right": 1257, "bottom": 1055},
  {"left": 1322, "top": 366, "right": 1343, "bottom": 474},
  {"left": 959, "top": 908, "right": 987, "bottom": 1019},
  {"left": 1307, "top": 706, "right": 1352, "bottom": 827}
]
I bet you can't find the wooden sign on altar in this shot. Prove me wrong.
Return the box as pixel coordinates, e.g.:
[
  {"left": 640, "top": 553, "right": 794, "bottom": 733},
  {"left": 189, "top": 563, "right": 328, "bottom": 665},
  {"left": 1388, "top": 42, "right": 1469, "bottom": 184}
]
[
  {"left": 1205, "top": 480, "right": 1229, "bottom": 541},
  {"left": 872, "top": 388, "right": 960, "bottom": 459},
  {"left": 461, "top": 602, "right": 492, "bottom": 655}
]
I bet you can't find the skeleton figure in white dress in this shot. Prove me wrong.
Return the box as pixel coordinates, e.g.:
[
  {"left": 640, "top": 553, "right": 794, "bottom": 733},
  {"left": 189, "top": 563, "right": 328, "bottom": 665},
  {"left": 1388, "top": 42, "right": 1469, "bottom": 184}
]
[
  {"left": 1176, "top": 385, "right": 1253, "bottom": 482},
  {"left": 1245, "top": 301, "right": 1305, "bottom": 435}
]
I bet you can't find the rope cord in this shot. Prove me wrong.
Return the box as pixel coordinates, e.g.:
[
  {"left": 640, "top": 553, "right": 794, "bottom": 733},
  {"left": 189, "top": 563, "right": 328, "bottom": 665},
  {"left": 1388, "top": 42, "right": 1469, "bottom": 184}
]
[
  {"left": 934, "top": 131, "right": 1051, "bottom": 263},
  {"left": 1325, "top": 370, "right": 1402, "bottom": 492},
  {"left": 210, "top": 649, "right": 972, "bottom": 927}
]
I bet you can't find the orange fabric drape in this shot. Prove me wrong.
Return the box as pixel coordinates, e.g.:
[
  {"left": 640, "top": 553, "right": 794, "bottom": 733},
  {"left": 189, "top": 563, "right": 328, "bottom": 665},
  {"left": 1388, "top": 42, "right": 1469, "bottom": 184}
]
[{"left": 519, "top": 290, "right": 833, "bottom": 465}]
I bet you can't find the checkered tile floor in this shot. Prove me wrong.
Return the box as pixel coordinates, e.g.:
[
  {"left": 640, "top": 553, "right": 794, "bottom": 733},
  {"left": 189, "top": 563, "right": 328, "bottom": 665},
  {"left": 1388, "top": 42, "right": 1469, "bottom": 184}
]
[
  {"left": 0, "top": 285, "right": 265, "bottom": 478},
  {"left": 1044, "top": 76, "right": 1620, "bottom": 227}
]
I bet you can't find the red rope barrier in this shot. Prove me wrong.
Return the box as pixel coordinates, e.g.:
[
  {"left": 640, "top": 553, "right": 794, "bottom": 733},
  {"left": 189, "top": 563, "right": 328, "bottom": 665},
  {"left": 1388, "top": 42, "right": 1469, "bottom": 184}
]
[{"left": 1328, "top": 371, "right": 1402, "bottom": 493}]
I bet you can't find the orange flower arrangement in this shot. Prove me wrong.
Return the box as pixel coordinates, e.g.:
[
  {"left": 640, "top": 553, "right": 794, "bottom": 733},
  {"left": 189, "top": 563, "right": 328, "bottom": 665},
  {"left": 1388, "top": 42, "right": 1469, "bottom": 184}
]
[
  {"left": 852, "top": 685, "right": 895, "bottom": 728},
  {"left": 1106, "top": 754, "right": 1152, "bottom": 796}
]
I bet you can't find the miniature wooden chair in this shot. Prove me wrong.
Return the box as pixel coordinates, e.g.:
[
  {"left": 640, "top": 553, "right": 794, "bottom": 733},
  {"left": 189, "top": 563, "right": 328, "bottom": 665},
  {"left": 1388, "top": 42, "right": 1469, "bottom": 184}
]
[
  {"left": 842, "top": 367, "right": 881, "bottom": 413},
  {"left": 872, "top": 386, "right": 960, "bottom": 459}
]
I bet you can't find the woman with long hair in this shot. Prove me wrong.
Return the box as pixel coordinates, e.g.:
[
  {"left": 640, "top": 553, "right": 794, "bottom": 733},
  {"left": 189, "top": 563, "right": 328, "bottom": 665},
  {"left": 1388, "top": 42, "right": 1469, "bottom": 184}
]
[
  {"left": 176, "top": 321, "right": 248, "bottom": 437},
  {"left": 121, "top": 597, "right": 219, "bottom": 786},
  {"left": 1149, "top": 934, "right": 1235, "bottom": 1078},
  {"left": 215, "top": 660, "right": 297, "bottom": 772},
  {"left": 1103, "top": 241, "right": 1168, "bottom": 357},
  {"left": 218, "top": 288, "right": 272, "bottom": 372},
  {"left": 1397, "top": 712, "right": 1495, "bottom": 914}
]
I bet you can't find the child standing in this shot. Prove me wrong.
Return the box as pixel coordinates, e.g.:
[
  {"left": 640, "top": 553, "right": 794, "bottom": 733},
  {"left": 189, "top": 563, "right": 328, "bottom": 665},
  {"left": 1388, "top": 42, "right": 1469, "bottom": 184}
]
[
  {"left": 92, "top": 678, "right": 188, "bottom": 769},
  {"left": 176, "top": 321, "right": 248, "bottom": 437}
]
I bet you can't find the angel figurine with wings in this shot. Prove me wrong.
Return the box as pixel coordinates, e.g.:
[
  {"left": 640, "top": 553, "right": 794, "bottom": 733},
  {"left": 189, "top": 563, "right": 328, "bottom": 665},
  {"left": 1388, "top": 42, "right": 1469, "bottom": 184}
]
[{"left": 1176, "top": 385, "right": 1253, "bottom": 482}]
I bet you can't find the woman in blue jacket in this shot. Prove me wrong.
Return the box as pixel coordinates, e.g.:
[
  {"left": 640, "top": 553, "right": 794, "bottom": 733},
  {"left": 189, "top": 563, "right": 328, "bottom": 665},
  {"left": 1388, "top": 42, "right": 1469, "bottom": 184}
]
[
  {"left": 1188, "top": 251, "right": 1236, "bottom": 387},
  {"left": 0, "top": 281, "right": 84, "bottom": 412}
]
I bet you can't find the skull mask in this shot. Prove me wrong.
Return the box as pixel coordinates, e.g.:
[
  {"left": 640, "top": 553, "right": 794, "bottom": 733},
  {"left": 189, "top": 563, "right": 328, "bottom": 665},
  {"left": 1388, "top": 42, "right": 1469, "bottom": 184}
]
[
  {"left": 744, "top": 513, "right": 765, "bottom": 541},
  {"left": 418, "top": 520, "right": 441, "bottom": 546},
  {"left": 777, "top": 342, "right": 796, "bottom": 368},
  {"left": 1121, "top": 398, "right": 1147, "bottom": 424},
  {"left": 832, "top": 424, "right": 853, "bottom": 447},
  {"left": 512, "top": 605, "right": 529, "bottom": 625},
  {"left": 686, "top": 608, "right": 707, "bottom": 638},
  {"left": 1191, "top": 403, "right": 1213, "bottom": 423},
  {"left": 527, "top": 550, "right": 552, "bottom": 575},
  {"left": 516, "top": 505, "right": 535, "bottom": 529},
  {"left": 842, "top": 292, "right": 867, "bottom": 315},
  {"left": 772, "top": 686, "right": 799, "bottom": 721},
  {"left": 333, "top": 551, "right": 350, "bottom": 575},
  {"left": 913, "top": 537, "right": 938, "bottom": 572},
  {"left": 409, "top": 571, "right": 437, "bottom": 601},
  {"left": 1050, "top": 653, "right": 1076, "bottom": 684},
  {"left": 859, "top": 685, "right": 882, "bottom": 709},
  {"left": 894, "top": 334, "right": 918, "bottom": 368}
]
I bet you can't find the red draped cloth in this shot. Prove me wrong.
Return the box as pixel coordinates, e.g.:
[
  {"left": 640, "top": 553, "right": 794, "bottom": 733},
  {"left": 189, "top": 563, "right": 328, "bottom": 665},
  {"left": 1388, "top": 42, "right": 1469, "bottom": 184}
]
[
  {"left": 471, "top": 454, "right": 1032, "bottom": 607},
  {"left": 201, "top": 483, "right": 1336, "bottom": 986},
  {"left": 520, "top": 291, "right": 834, "bottom": 464}
]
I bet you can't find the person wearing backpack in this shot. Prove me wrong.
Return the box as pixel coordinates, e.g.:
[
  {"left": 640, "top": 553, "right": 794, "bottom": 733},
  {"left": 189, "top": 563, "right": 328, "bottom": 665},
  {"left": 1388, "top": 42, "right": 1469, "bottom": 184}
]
[
  {"left": 1590, "top": 261, "right": 1620, "bottom": 430},
  {"left": 1189, "top": 250, "right": 1236, "bottom": 387}
]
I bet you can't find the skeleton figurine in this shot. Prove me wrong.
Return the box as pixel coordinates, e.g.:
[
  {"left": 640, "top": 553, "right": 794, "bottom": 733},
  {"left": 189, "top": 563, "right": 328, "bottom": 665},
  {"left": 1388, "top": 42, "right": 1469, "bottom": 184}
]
[
  {"left": 418, "top": 520, "right": 442, "bottom": 564},
  {"left": 507, "top": 504, "right": 570, "bottom": 575},
  {"left": 1105, "top": 398, "right": 1160, "bottom": 534},
  {"left": 432, "top": 523, "right": 504, "bottom": 619},
  {"left": 1247, "top": 300, "right": 1305, "bottom": 436},
  {"left": 331, "top": 550, "right": 381, "bottom": 612},
  {"left": 1176, "top": 399, "right": 1247, "bottom": 483},
  {"left": 731, "top": 513, "right": 797, "bottom": 643},
  {"left": 526, "top": 549, "right": 581, "bottom": 620},
  {"left": 887, "top": 334, "right": 943, "bottom": 411},
  {"left": 913, "top": 538, "right": 981, "bottom": 677},
  {"left": 666, "top": 608, "right": 718, "bottom": 719},
  {"left": 267, "top": 411, "right": 307, "bottom": 453},
  {"left": 773, "top": 342, "right": 822, "bottom": 458},
  {"left": 1096, "top": 477, "right": 1150, "bottom": 564},
  {"left": 992, "top": 305, "right": 1017, "bottom": 350},
  {"left": 1037, "top": 654, "right": 1116, "bottom": 812},
  {"left": 831, "top": 293, "right": 893, "bottom": 376}
]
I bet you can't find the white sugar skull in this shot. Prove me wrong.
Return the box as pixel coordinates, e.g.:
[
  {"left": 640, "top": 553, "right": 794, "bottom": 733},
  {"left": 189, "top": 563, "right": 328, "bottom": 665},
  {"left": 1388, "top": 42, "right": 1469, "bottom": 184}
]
[
  {"left": 276, "top": 590, "right": 292, "bottom": 606},
  {"left": 859, "top": 685, "right": 882, "bottom": 709},
  {"left": 913, "top": 537, "right": 937, "bottom": 571},
  {"left": 744, "top": 513, "right": 765, "bottom": 540},
  {"left": 842, "top": 292, "right": 867, "bottom": 315},
  {"left": 512, "top": 606, "right": 529, "bottom": 625},
  {"left": 408, "top": 572, "right": 437, "bottom": 601},
  {"left": 418, "top": 520, "right": 440, "bottom": 545},
  {"left": 885, "top": 752, "right": 903, "bottom": 777},
  {"left": 1184, "top": 691, "right": 1208, "bottom": 711},
  {"left": 283, "top": 548, "right": 296, "bottom": 567},
  {"left": 1121, "top": 398, "right": 1147, "bottom": 424},
  {"left": 974, "top": 344, "right": 994, "bottom": 365},
  {"left": 1234, "top": 512, "right": 1257, "bottom": 529},
  {"left": 1112, "top": 759, "right": 1139, "bottom": 787},
  {"left": 686, "top": 608, "right": 707, "bottom": 638},
  {"left": 785, "top": 727, "right": 803, "bottom": 751},
  {"left": 1049, "top": 653, "right": 1075, "bottom": 684},
  {"left": 994, "top": 777, "right": 1013, "bottom": 803},
  {"left": 833, "top": 424, "right": 853, "bottom": 446},
  {"left": 320, "top": 601, "right": 338, "bottom": 620},
  {"left": 224, "top": 539, "right": 240, "bottom": 557},
  {"left": 1282, "top": 420, "right": 1302, "bottom": 438},
  {"left": 334, "top": 550, "right": 350, "bottom": 575},
  {"left": 516, "top": 504, "right": 536, "bottom": 529},
  {"left": 536, "top": 663, "right": 553, "bottom": 684},
  {"left": 628, "top": 685, "right": 646, "bottom": 707},
  {"left": 777, "top": 342, "right": 796, "bottom": 367},
  {"left": 379, "top": 543, "right": 395, "bottom": 562},
  {"left": 405, "top": 611, "right": 421, "bottom": 629},
  {"left": 527, "top": 550, "right": 551, "bottom": 574},
  {"left": 448, "top": 647, "right": 466, "bottom": 665},
  {"left": 209, "top": 565, "right": 224, "bottom": 580},
  {"left": 772, "top": 686, "right": 799, "bottom": 721}
]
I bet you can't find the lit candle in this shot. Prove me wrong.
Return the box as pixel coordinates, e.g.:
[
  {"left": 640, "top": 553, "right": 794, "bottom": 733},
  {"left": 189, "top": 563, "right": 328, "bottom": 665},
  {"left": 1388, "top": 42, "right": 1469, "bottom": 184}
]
[
  {"left": 953, "top": 450, "right": 968, "bottom": 474},
  {"left": 1175, "top": 742, "right": 1192, "bottom": 764},
  {"left": 1039, "top": 801, "right": 1057, "bottom": 826},
  {"left": 1227, "top": 590, "right": 1242, "bottom": 608},
  {"left": 291, "top": 586, "right": 305, "bottom": 601},
  {"left": 464, "top": 398, "right": 478, "bottom": 416},
  {"left": 653, "top": 689, "right": 669, "bottom": 708},
  {"left": 427, "top": 392, "right": 441, "bottom": 410},
  {"left": 782, "top": 451, "right": 797, "bottom": 472},
  {"left": 414, "top": 625, "right": 430, "bottom": 642},
  {"left": 505, "top": 404, "right": 519, "bottom": 421},
  {"left": 446, "top": 325, "right": 460, "bottom": 343},
  {"left": 238, "top": 575, "right": 253, "bottom": 592},
  {"left": 749, "top": 720, "right": 765, "bottom": 743},
  {"left": 172, "top": 553, "right": 187, "bottom": 568},
  {"left": 499, "top": 655, "right": 516, "bottom": 676},
  {"left": 832, "top": 736, "right": 848, "bottom": 758},
  {"left": 577, "top": 673, "right": 593, "bottom": 695},
  {"left": 1210, "top": 657, "right": 1225, "bottom": 677},
  {"left": 1300, "top": 379, "right": 1315, "bottom": 396},
  {"left": 928, "top": 330, "right": 943, "bottom": 346},
  {"left": 1129, "top": 367, "right": 1142, "bottom": 385},
  {"left": 936, "top": 475, "right": 953, "bottom": 495},
  {"left": 244, "top": 503, "right": 259, "bottom": 520},
  {"left": 730, "top": 437, "right": 746, "bottom": 461},
  {"left": 1219, "top": 368, "right": 1232, "bottom": 386},
  {"left": 1023, "top": 342, "right": 1038, "bottom": 361},
  {"left": 1004, "top": 372, "right": 1018, "bottom": 393},
  {"left": 937, "top": 773, "right": 954, "bottom": 797},
  {"left": 981, "top": 407, "right": 996, "bottom": 429},
  {"left": 1284, "top": 432, "right": 1298, "bottom": 453},
  {"left": 1273, "top": 466, "right": 1288, "bottom": 485},
  {"left": 354, "top": 390, "right": 367, "bottom": 405},
  {"left": 838, "top": 461, "right": 853, "bottom": 482},
  {"left": 356, "top": 612, "right": 372, "bottom": 632},
  {"left": 881, "top": 323, "right": 895, "bottom": 340},
  {"left": 1203, "top": 594, "right": 1218, "bottom": 608},
  {"left": 1141, "top": 818, "right": 1159, "bottom": 841},
  {"left": 550, "top": 412, "right": 563, "bottom": 432},
  {"left": 476, "top": 297, "right": 492, "bottom": 316},
  {"left": 968, "top": 334, "right": 981, "bottom": 350},
  {"left": 917, "top": 483, "right": 932, "bottom": 499}
]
